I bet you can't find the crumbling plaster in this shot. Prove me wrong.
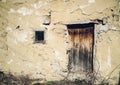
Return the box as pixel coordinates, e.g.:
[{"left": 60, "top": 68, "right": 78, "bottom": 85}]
[{"left": 0, "top": 0, "right": 120, "bottom": 84}]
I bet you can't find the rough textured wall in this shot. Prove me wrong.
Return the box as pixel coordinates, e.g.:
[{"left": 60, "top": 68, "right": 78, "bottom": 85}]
[
  {"left": 0, "top": 0, "right": 120, "bottom": 84},
  {"left": 0, "top": 0, "right": 8, "bottom": 71}
]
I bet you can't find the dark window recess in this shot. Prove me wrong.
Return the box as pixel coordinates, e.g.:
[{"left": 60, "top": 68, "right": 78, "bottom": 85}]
[{"left": 35, "top": 31, "right": 45, "bottom": 43}]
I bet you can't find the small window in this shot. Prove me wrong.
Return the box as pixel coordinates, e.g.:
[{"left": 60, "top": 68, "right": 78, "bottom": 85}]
[{"left": 35, "top": 31, "right": 45, "bottom": 43}]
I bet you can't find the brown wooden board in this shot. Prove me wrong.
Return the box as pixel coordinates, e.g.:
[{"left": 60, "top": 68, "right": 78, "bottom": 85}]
[{"left": 67, "top": 23, "right": 94, "bottom": 72}]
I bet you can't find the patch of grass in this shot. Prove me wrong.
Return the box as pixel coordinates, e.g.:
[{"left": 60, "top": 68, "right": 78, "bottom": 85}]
[
  {"left": 74, "top": 79, "right": 83, "bottom": 85},
  {"left": 46, "top": 81, "right": 57, "bottom": 85},
  {"left": 33, "top": 83, "right": 43, "bottom": 85}
]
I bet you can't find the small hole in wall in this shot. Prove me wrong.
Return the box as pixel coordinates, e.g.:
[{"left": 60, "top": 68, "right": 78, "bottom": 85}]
[{"left": 35, "top": 31, "right": 45, "bottom": 43}]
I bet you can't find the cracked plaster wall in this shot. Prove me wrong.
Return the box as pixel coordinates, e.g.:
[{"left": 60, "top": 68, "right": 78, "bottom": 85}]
[{"left": 0, "top": 0, "right": 120, "bottom": 84}]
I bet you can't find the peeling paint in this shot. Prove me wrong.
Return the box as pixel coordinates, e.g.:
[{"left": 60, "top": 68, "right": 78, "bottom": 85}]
[
  {"left": 80, "top": 4, "right": 90, "bottom": 9},
  {"left": 9, "top": 7, "right": 33, "bottom": 16},
  {"left": 26, "top": 63, "right": 33, "bottom": 68},
  {"left": 51, "top": 61, "right": 60, "bottom": 72},
  {"left": 63, "top": 0, "right": 69, "bottom": 2},
  {"left": 46, "top": 33, "right": 55, "bottom": 40},
  {"left": 107, "top": 46, "right": 111, "bottom": 68},
  {"left": 12, "top": 52, "right": 15, "bottom": 56},
  {"left": 35, "top": 11, "right": 40, "bottom": 16},
  {"left": 99, "top": 24, "right": 109, "bottom": 32},
  {"left": 31, "top": 1, "right": 48, "bottom": 9},
  {"left": 6, "top": 27, "right": 12, "bottom": 31},
  {"left": 18, "top": 17, "right": 22, "bottom": 21},
  {"left": 111, "top": 26, "right": 117, "bottom": 30},
  {"left": 1, "top": 0, "right": 6, "bottom": 3},
  {"left": 99, "top": 55, "right": 102, "bottom": 71},
  {"left": 88, "top": 0, "right": 95, "bottom": 3},
  {"left": 13, "top": 39, "right": 17, "bottom": 45},
  {"left": 9, "top": 9, "right": 16, "bottom": 13},
  {"left": 7, "top": 59, "right": 13, "bottom": 64},
  {"left": 15, "top": 32, "right": 28, "bottom": 42},
  {"left": 31, "top": 3, "right": 42, "bottom": 9},
  {"left": 54, "top": 50, "right": 60, "bottom": 58},
  {"left": 17, "top": 7, "right": 33, "bottom": 16}
]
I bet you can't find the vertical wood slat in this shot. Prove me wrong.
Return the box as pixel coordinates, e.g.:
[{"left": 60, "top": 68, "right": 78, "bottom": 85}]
[{"left": 67, "top": 26, "right": 94, "bottom": 72}]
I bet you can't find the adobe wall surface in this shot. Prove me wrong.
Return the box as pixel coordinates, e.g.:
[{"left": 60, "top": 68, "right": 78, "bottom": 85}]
[{"left": 0, "top": 0, "right": 120, "bottom": 84}]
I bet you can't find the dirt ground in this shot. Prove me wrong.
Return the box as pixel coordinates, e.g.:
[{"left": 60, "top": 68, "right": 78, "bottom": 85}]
[
  {"left": 0, "top": 70, "right": 92, "bottom": 85},
  {"left": 0, "top": 71, "right": 119, "bottom": 85}
]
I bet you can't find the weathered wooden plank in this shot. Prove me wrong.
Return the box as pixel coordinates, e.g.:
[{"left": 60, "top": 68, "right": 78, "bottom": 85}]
[{"left": 67, "top": 24, "right": 94, "bottom": 72}]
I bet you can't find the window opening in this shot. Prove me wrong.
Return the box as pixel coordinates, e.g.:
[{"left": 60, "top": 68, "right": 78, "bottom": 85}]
[{"left": 35, "top": 31, "right": 45, "bottom": 43}]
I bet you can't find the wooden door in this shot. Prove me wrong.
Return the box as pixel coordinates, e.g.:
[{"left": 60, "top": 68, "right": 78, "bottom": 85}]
[{"left": 67, "top": 23, "right": 94, "bottom": 72}]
